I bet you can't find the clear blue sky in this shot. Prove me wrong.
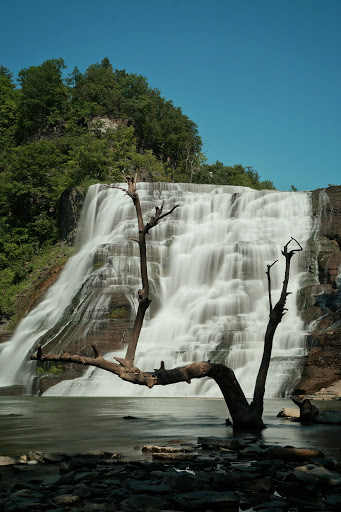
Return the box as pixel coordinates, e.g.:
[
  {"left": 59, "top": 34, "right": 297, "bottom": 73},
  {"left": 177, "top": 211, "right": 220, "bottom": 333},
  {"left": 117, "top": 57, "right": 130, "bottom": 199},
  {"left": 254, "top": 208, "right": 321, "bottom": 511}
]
[{"left": 1, "top": 0, "right": 340, "bottom": 191}]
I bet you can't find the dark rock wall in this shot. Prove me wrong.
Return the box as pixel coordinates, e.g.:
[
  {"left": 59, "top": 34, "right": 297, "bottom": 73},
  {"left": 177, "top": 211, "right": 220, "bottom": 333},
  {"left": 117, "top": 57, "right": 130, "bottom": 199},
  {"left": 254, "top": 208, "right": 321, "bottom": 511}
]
[
  {"left": 297, "top": 186, "right": 341, "bottom": 393},
  {"left": 59, "top": 188, "right": 85, "bottom": 244}
]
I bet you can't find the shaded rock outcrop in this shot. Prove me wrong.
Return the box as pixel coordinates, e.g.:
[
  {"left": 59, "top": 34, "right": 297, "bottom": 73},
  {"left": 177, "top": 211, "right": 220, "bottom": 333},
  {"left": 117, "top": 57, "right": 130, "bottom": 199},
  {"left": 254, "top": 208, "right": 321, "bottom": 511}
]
[
  {"left": 59, "top": 187, "right": 85, "bottom": 244},
  {"left": 297, "top": 186, "right": 341, "bottom": 394}
]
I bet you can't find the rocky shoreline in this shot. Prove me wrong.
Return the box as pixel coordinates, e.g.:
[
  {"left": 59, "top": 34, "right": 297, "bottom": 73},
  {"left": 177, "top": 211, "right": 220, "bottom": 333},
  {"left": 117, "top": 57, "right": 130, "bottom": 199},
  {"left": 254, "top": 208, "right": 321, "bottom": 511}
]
[{"left": 1, "top": 437, "right": 341, "bottom": 511}]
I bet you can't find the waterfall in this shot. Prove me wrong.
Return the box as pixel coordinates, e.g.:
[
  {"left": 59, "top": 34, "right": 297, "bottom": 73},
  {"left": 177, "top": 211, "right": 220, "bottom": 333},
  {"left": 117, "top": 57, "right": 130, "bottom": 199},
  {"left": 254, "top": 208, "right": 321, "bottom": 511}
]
[{"left": 0, "top": 183, "right": 313, "bottom": 398}]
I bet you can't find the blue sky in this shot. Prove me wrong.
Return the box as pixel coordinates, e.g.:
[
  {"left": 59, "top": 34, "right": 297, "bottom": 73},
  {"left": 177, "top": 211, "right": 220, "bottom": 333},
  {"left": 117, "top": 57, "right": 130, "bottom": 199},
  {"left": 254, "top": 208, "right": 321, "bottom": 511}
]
[{"left": 1, "top": 0, "right": 340, "bottom": 191}]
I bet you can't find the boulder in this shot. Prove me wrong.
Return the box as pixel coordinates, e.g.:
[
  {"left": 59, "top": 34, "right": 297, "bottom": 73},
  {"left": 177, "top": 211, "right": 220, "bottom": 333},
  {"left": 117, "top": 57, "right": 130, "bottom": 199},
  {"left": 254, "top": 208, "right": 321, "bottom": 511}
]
[
  {"left": 315, "top": 410, "right": 341, "bottom": 424},
  {"left": 0, "top": 456, "right": 16, "bottom": 465},
  {"left": 277, "top": 408, "right": 300, "bottom": 419},
  {"left": 177, "top": 490, "right": 239, "bottom": 511},
  {"left": 266, "top": 446, "right": 324, "bottom": 461},
  {"left": 53, "top": 494, "right": 81, "bottom": 505}
]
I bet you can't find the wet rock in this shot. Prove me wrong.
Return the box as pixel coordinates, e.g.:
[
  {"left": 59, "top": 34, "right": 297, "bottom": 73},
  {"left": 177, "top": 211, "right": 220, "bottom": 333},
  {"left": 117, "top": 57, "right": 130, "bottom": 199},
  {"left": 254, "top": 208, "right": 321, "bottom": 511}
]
[
  {"left": 244, "top": 477, "right": 273, "bottom": 492},
  {"left": 111, "top": 453, "right": 124, "bottom": 459},
  {"left": 198, "top": 437, "right": 246, "bottom": 451},
  {"left": 142, "top": 445, "right": 194, "bottom": 453},
  {"left": 59, "top": 461, "right": 70, "bottom": 473},
  {"left": 73, "top": 482, "right": 92, "bottom": 497},
  {"left": 325, "top": 494, "right": 341, "bottom": 507},
  {"left": 277, "top": 407, "right": 300, "bottom": 419},
  {"left": 315, "top": 410, "right": 341, "bottom": 424},
  {"left": 293, "top": 464, "right": 341, "bottom": 486},
  {"left": 80, "top": 450, "right": 113, "bottom": 458},
  {"left": 0, "top": 456, "right": 16, "bottom": 466},
  {"left": 53, "top": 493, "right": 81, "bottom": 505},
  {"left": 127, "top": 479, "right": 172, "bottom": 494},
  {"left": 253, "top": 499, "right": 288, "bottom": 510},
  {"left": 28, "top": 450, "right": 44, "bottom": 462},
  {"left": 176, "top": 490, "right": 239, "bottom": 511},
  {"left": 74, "top": 470, "right": 100, "bottom": 483},
  {"left": 76, "top": 503, "right": 117, "bottom": 511},
  {"left": 120, "top": 493, "right": 172, "bottom": 511},
  {"left": 42, "top": 452, "right": 64, "bottom": 462},
  {"left": 162, "top": 472, "right": 211, "bottom": 492},
  {"left": 212, "top": 471, "right": 241, "bottom": 488},
  {"left": 70, "top": 457, "right": 97, "bottom": 469},
  {"left": 266, "top": 446, "right": 324, "bottom": 461}
]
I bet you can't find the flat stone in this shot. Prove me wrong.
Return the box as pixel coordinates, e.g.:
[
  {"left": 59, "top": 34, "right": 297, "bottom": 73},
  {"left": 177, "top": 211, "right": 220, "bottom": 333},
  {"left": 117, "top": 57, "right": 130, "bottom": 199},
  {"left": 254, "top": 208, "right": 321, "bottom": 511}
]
[
  {"left": 120, "top": 494, "right": 171, "bottom": 511},
  {"left": 74, "top": 471, "right": 99, "bottom": 483},
  {"left": 53, "top": 494, "right": 81, "bottom": 505},
  {"left": 0, "top": 456, "right": 17, "bottom": 465},
  {"left": 127, "top": 480, "right": 172, "bottom": 494},
  {"left": 277, "top": 408, "right": 300, "bottom": 418},
  {"left": 42, "top": 452, "right": 64, "bottom": 462},
  {"left": 244, "top": 477, "right": 273, "bottom": 492},
  {"left": 267, "top": 446, "right": 324, "bottom": 461},
  {"left": 177, "top": 490, "right": 239, "bottom": 511},
  {"left": 198, "top": 437, "right": 245, "bottom": 451},
  {"left": 142, "top": 445, "right": 194, "bottom": 453}
]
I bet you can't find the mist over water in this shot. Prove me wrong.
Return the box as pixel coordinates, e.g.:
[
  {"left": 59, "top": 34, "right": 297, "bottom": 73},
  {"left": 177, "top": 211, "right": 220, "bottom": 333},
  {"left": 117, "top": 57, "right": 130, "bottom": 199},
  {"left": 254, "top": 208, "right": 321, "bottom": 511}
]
[{"left": 0, "top": 183, "right": 313, "bottom": 398}]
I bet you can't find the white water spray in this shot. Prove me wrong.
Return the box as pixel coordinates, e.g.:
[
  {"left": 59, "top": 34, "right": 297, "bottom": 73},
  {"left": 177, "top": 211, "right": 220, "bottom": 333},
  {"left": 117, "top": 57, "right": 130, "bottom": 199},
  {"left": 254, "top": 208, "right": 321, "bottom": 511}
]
[{"left": 0, "top": 183, "right": 313, "bottom": 398}]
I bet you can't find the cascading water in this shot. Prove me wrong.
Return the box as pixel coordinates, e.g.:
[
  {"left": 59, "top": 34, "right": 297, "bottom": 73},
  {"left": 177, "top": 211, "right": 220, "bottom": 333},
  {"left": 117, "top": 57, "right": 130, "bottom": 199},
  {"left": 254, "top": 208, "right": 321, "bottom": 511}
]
[{"left": 0, "top": 183, "right": 313, "bottom": 398}]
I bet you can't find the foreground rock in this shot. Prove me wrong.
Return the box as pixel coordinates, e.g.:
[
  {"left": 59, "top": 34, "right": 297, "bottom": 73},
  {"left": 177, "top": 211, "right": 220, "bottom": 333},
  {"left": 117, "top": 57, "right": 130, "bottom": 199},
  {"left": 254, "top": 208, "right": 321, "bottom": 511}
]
[
  {"left": 0, "top": 440, "right": 340, "bottom": 511},
  {"left": 278, "top": 403, "right": 341, "bottom": 424}
]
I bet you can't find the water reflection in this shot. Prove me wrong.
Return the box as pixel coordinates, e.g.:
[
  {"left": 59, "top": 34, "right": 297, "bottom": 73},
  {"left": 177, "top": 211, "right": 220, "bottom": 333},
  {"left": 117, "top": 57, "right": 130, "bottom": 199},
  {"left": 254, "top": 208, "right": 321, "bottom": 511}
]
[{"left": 0, "top": 397, "right": 340, "bottom": 459}]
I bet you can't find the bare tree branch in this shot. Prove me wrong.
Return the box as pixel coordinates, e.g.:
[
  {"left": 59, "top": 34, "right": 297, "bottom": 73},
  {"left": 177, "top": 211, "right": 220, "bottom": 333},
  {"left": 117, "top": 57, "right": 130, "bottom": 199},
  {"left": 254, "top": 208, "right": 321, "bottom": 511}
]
[
  {"left": 251, "top": 237, "right": 303, "bottom": 419},
  {"left": 265, "top": 260, "right": 278, "bottom": 314}
]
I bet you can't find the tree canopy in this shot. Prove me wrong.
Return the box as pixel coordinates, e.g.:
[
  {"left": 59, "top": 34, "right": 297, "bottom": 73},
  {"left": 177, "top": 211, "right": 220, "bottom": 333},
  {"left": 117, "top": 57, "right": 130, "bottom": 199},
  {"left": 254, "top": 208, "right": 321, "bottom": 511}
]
[{"left": 0, "top": 56, "right": 275, "bottom": 325}]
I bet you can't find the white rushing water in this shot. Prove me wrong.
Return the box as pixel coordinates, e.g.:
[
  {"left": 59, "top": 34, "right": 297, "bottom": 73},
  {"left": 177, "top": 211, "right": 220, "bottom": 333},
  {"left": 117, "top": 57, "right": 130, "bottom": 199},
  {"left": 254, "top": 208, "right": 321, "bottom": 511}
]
[{"left": 0, "top": 183, "right": 313, "bottom": 398}]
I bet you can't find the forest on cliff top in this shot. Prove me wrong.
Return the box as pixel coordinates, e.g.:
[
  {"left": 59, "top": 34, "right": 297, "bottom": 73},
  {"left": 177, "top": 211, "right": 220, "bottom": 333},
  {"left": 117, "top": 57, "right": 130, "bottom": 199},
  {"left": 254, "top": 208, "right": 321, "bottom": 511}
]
[{"left": 0, "top": 57, "right": 274, "bottom": 327}]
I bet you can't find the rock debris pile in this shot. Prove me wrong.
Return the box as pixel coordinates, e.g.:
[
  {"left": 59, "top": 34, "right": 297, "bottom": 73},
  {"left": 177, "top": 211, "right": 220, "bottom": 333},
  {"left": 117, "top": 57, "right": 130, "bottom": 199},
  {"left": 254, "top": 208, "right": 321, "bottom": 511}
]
[{"left": 1, "top": 437, "right": 341, "bottom": 511}]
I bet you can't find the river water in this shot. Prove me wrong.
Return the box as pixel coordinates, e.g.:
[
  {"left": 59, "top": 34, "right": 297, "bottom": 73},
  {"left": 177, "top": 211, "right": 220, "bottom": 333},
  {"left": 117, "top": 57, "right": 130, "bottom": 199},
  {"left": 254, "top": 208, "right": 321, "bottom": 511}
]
[{"left": 1, "top": 397, "right": 340, "bottom": 459}]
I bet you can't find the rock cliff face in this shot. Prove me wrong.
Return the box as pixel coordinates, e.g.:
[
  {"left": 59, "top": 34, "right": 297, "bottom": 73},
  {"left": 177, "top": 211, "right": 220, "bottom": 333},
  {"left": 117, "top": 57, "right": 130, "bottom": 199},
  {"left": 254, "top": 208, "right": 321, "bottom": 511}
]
[
  {"left": 59, "top": 188, "right": 85, "bottom": 244},
  {"left": 13, "top": 185, "right": 341, "bottom": 395},
  {"left": 296, "top": 186, "right": 341, "bottom": 393}
]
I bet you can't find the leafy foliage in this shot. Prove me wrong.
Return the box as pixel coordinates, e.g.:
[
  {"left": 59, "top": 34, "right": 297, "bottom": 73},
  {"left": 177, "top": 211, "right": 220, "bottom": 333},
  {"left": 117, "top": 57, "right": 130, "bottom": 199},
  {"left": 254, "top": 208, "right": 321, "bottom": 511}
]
[{"left": 0, "top": 56, "right": 274, "bottom": 324}]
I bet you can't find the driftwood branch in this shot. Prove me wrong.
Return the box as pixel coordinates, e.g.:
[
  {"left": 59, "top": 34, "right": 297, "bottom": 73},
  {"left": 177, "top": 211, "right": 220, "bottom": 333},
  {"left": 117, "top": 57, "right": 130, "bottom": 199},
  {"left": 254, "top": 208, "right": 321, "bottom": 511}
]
[{"left": 265, "top": 260, "right": 278, "bottom": 314}]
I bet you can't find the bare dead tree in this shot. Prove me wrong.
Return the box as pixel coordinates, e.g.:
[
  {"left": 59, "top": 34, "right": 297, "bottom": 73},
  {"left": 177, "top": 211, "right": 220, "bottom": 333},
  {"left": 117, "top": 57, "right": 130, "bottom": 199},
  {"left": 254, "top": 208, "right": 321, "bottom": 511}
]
[{"left": 31, "top": 178, "right": 303, "bottom": 429}]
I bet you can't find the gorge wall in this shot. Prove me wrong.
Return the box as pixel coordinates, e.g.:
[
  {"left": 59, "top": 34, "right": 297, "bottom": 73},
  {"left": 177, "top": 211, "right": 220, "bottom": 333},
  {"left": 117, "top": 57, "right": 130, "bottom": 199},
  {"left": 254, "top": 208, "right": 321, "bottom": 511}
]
[{"left": 296, "top": 186, "right": 341, "bottom": 393}]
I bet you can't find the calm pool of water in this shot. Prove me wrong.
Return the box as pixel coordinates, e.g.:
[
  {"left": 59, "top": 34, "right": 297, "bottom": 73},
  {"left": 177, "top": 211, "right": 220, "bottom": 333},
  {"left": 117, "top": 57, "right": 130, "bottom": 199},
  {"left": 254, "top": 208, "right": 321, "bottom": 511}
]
[{"left": 0, "top": 397, "right": 340, "bottom": 459}]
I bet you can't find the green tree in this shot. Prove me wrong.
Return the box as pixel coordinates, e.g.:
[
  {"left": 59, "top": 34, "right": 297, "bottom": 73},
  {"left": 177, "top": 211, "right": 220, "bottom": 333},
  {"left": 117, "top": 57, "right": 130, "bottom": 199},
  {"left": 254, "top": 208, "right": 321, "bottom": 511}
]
[
  {"left": 16, "top": 58, "right": 67, "bottom": 141},
  {"left": 0, "top": 66, "right": 18, "bottom": 153}
]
